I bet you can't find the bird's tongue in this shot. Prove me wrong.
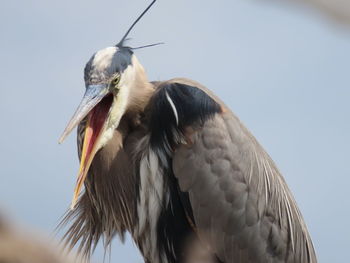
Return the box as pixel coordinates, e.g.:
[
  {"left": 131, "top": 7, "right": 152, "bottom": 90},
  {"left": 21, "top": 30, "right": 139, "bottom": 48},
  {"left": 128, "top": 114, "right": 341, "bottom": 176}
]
[{"left": 71, "top": 94, "right": 113, "bottom": 209}]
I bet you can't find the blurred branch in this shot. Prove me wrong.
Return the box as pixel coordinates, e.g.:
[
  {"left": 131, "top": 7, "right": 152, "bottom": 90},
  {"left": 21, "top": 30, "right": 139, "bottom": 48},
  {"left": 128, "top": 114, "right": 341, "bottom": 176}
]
[
  {"left": 268, "top": 0, "right": 350, "bottom": 25},
  {"left": 0, "top": 215, "right": 86, "bottom": 263}
]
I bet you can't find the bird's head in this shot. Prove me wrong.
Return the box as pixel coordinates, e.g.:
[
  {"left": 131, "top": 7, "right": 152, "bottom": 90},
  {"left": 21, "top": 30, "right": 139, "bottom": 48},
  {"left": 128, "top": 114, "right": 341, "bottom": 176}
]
[
  {"left": 59, "top": 0, "right": 158, "bottom": 209},
  {"left": 59, "top": 46, "right": 151, "bottom": 209}
]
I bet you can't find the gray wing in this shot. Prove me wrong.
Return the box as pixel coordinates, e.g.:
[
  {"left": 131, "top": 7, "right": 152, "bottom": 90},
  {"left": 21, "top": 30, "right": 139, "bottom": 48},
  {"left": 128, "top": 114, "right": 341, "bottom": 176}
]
[{"left": 173, "top": 112, "right": 317, "bottom": 263}]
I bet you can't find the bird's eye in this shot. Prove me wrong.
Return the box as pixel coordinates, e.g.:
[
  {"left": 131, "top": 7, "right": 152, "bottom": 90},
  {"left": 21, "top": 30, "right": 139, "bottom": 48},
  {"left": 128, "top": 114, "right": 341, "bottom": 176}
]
[{"left": 111, "top": 75, "right": 120, "bottom": 88}]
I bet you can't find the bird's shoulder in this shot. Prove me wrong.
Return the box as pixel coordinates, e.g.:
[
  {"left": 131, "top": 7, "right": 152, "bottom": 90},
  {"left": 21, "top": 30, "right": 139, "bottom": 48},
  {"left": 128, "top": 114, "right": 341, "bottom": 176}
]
[
  {"left": 144, "top": 79, "right": 316, "bottom": 263},
  {"left": 144, "top": 79, "right": 223, "bottom": 162}
]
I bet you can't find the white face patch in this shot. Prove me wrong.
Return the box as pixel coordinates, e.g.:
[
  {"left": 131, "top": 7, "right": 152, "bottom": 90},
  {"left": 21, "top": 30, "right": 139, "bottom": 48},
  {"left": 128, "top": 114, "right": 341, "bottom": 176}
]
[{"left": 91, "top": 46, "right": 118, "bottom": 72}]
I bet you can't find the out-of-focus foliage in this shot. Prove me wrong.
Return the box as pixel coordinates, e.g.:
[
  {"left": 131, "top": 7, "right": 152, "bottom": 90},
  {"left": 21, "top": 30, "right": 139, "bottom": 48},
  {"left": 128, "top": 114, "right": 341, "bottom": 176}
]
[
  {"left": 268, "top": 0, "right": 350, "bottom": 25},
  {"left": 0, "top": 215, "right": 85, "bottom": 263}
]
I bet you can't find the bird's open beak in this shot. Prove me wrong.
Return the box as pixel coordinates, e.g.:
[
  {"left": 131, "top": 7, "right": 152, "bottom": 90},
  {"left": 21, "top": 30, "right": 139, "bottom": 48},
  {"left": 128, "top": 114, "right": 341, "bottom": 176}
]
[{"left": 59, "top": 84, "right": 113, "bottom": 209}]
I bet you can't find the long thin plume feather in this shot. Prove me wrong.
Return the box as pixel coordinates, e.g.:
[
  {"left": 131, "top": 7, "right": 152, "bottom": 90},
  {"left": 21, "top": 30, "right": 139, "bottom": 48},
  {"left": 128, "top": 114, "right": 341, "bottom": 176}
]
[
  {"left": 132, "top": 42, "right": 164, "bottom": 50},
  {"left": 117, "top": 0, "right": 157, "bottom": 47}
]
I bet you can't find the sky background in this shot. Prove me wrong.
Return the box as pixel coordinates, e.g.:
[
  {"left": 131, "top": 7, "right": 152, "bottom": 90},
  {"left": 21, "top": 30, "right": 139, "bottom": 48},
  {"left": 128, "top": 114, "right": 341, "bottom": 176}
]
[{"left": 0, "top": 0, "right": 349, "bottom": 262}]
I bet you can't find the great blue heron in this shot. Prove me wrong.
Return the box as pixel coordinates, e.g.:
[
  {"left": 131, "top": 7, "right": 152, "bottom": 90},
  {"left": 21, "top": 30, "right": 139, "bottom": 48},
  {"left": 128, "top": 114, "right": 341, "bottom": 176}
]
[{"left": 59, "top": 1, "right": 317, "bottom": 262}]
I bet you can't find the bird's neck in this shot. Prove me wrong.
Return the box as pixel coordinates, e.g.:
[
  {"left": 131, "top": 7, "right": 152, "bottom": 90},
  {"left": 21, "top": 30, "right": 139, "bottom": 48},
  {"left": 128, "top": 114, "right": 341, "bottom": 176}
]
[
  {"left": 127, "top": 56, "right": 155, "bottom": 115},
  {"left": 126, "top": 80, "right": 154, "bottom": 124}
]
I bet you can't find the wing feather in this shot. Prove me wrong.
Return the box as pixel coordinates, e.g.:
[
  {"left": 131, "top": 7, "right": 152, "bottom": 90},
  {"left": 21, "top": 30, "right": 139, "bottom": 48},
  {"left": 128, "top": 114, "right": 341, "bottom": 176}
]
[
  {"left": 173, "top": 112, "right": 317, "bottom": 263},
  {"left": 146, "top": 79, "right": 316, "bottom": 263}
]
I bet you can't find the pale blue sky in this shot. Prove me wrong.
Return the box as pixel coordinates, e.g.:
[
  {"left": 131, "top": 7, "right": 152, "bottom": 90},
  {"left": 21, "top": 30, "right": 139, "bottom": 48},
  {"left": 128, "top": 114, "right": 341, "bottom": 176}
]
[{"left": 0, "top": 0, "right": 349, "bottom": 262}]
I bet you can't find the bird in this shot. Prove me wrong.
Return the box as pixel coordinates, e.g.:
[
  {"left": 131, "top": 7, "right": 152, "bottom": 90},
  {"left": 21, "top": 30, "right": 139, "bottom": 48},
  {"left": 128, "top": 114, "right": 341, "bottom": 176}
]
[{"left": 59, "top": 1, "right": 317, "bottom": 262}]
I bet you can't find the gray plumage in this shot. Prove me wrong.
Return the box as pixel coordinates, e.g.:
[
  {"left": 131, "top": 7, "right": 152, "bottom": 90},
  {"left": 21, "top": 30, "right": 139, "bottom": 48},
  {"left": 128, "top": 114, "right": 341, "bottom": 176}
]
[
  {"left": 172, "top": 79, "right": 316, "bottom": 262},
  {"left": 60, "top": 75, "right": 317, "bottom": 262},
  {"left": 61, "top": 116, "right": 141, "bottom": 255}
]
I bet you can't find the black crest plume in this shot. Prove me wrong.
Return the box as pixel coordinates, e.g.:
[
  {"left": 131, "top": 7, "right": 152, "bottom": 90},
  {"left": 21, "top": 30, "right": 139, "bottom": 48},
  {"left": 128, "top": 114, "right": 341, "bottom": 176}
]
[{"left": 116, "top": 0, "right": 157, "bottom": 47}]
